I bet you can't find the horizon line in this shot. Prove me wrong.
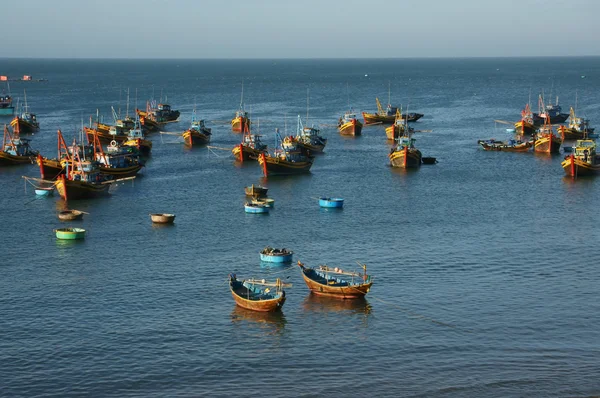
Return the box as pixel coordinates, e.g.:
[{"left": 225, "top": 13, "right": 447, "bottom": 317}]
[{"left": 1, "top": 55, "right": 599, "bottom": 61}]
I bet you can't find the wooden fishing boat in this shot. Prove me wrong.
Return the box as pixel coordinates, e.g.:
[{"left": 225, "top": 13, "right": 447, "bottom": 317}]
[
  {"left": 150, "top": 213, "right": 176, "bottom": 224},
  {"left": 513, "top": 103, "right": 537, "bottom": 135},
  {"left": 245, "top": 184, "right": 268, "bottom": 197},
  {"left": 55, "top": 228, "right": 86, "bottom": 240},
  {"left": 295, "top": 115, "right": 327, "bottom": 154},
  {"left": 229, "top": 274, "right": 289, "bottom": 312},
  {"left": 297, "top": 261, "right": 373, "bottom": 299},
  {"left": 58, "top": 209, "right": 84, "bottom": 221},
  {"left": 0, "top": 90, "right": 14, "bottom": 116},
  {"left": 55, "top": 150, "right": 112, "bottom": 201},
  {"left": 122, "top": 115, "right": 152, "bottom": 155},
  {"left": 319, "top": 197, "right": 344, "bottom": 208},
  {"left": 37, "top": 130, "right": 92, "bottom": 180},
  {"left": 0, "top": 125, "right": 39, "bottom": 166},
  {"left": 151, "top": 102, "right": 180, "bottom": 123},
  {"left": 258, "top": 147, "right": 314, "bottom": 177},
  {"left": 245, "top": 202, "right": 269, "bottom": 214},
  {"left": 84, "top": 125, "right": 129, "bottom": 145},
  {"left": 338, "top": 111, "right": 362, "bottom": 136},
  {"left": 532, "top": 95, "right": 569, "bottom": 125},
  {"left": 260, "top": 247, "right": 293, "bottom": 263},
  {"left": 362, "top": 97, "right": 423, "bottom": 125},
  {"left": 561, "top": 139, "right": 600, "bottom": 177},
  {"left": 9, "top": 90, "right": 39, "bottom": 134},
  {"left": 557, "top": 107, "right": 595, "bottom": 141},
  {"left": 478, "top": 139, "right": 533, "bottom": 152},
  {"left": 385, "top": 110, "right": 415, "bottom": 141},
  {"left": 232, "top": 128, "right": 267, "bottom": 161},
  {"left": 389, "top": 135, "right": 422, "bottom": 168},
  {"left": 533, "top": 121, "right": 562, "bottom": 154},
  {"left": 231, "top": 83, "right": 251, "bottom": 133},
  {"left": 182, "top": 110, "right": 211, "bottom": 147},
  {"left": 90, "top": 132, "right": 144, "bottom": 178}
]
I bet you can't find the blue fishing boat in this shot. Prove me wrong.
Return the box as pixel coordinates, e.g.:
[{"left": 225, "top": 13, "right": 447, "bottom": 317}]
[
  {"left": 260, "top": 247, "right": 293, "bottom": 263},
  {"left": 319, "top": 197, "right": 344, "bottom": 208},
  {"left": 245, "top": 202, "right": 269, "bottom": 214}
]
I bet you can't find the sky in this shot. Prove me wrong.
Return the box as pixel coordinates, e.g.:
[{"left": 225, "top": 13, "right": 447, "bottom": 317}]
[{"left": 3, "top": 0, "right": 600, "bottom": 58}]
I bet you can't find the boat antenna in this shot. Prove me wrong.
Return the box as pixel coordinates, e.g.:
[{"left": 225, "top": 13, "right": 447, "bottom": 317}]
[
  {"left": 23, "top": 90, "right": 28, "bottom": 113},
  {"left": 306, "top": 88, "right": 310, "bottom": 125},
  {"left": 126, "top": 88, "right": 130, "bottom": 118},
  {"left": 346, "top": 82, "right": 350, "bottom": 110},
  {"left": 240, "top": 80, "right": 244, "bottom": 110},
  {"left": 284, "top": 113, "right": 287, "bottom": 135},
  {"left": 388, "top": 80, "right": 391, "bottom": 107},
  {"left": 118, "top": 85, "right": 122, "bottom": 119}
]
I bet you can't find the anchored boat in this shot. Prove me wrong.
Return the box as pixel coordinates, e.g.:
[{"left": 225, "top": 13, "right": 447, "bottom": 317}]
[
  {"left": 260, "top": 247, "right": 293, "bottom": 263},
  {"left": 0, "top": 125, "right": 39, "bottom": 166},
  {"left": 562, "top": 139, "right": 600, "bottom": 177},
  {"left": 228, "top": 274, "right": 289, "bottom": 312},
  {"left": 182, "top": 109, "right": 211, "bottom": 147},
  {"left": 389, "top": 134, "right": 422, "bottom": 168},
  {"left": 338, "top": 110, "right": 362, "bottom": 136},
  {"left": 297, "top": 261, "right": 372, "bottom": 299}
]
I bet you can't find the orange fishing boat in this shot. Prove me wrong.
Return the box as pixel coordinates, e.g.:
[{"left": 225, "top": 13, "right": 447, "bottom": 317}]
[
  {"left": 534, "top": 120, "right": 562, "bottom": 154},
  {"left": 389, "top": 135, "right": 422, "bottom": 168},
  {"left": 338, "top": 110, "right": 362, "bottom": 136},
  {"left": 562, "top": 139, "right": 600, "bottom": 177},
  {"left": 231, "top": 83, "right": 251, "bottom": 133},
  {"left": 297, "top": 261, "right": 372, "bottom": 299},
  {"left": 0, "top": 125, "right": 39, "bottom": 166}
]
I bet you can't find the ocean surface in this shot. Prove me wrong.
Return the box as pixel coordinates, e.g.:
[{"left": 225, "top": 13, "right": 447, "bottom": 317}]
[{"left": 1, "top": 57, "right": 600, "bottom": 397}]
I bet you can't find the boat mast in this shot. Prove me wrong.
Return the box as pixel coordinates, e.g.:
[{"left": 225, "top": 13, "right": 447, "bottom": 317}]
[
  {"left": 306, "top": 88, "right": 310, "bottom": 125},
  {"left": 388, "top": 81, "right": 391, "bottom": 107},
  {"left": 126, "top": 88, "right": 130, "bottom": 118},
  {"left": 23, "top": 90, "right": 28, "bottom": 113},
  {"left": 239, "top": 80, "right": 244, "bottom": 111}
]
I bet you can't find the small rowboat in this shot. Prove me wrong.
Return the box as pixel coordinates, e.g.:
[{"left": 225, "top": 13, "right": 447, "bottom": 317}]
[
  {"left": 35, "top": 187, "right": 54, "bottom": 196},
  {"left": 245, "top": 202, "right": 269, "bottom": 214},
  {"left": 245, "top": 184, "right": 268, "bottom": 198},
  {"left": 55, "top": 227, "right": 86, "bottom": 240},
  {"left": 58, "top": 210, "right": 84, "bottom": 221},
  {"left": 229, "top": 274, "right": 290, "bottom": 312},
  {"left": 319, "top": 197, "right": 344, "bottom": 208},
  {"left": 297, "top": 260, "right": 373, "bottom": 299},
  {"left": 422, "top": 157, "right": 438, "bottom": 164},
  {"left": 251, "top": 197, "right": 274, "bottom": 208},
  {"left": 260, "top": 247, "right": 293, "bottom": 263},
  {"left": 150, "top": 213, "right": 176, "bottom": 224}
]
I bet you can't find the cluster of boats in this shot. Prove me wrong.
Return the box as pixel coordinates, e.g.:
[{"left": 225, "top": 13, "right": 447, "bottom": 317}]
[
  {"left": 481, "top": 95, "right": 600, "bottom": 177},
  {"left": 229, "top": 258, "right": 373, "bottom": 312}
]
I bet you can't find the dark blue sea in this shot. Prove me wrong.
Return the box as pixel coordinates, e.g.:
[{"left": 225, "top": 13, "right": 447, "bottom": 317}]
[{"left": 1, "top": 57, "right": 600, "bottom": 397}]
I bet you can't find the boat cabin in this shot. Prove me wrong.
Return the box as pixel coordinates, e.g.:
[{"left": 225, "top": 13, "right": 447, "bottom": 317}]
[
  {"left": 3, "top": 137, "right": 36, "bottom": 156},
  {"left": 573, "top": 139, "right": 597, "bottom": 162}
]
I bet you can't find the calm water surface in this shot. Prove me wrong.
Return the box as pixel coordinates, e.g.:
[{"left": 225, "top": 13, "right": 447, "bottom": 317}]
[{"left": 1, "top": 58, "right": 600, "bottom": 397}]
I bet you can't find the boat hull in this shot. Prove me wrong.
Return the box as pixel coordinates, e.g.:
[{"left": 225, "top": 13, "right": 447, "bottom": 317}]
[
  {"left": 183, "top": 130, "right": 210, "bottom": 146},
  {"left": 338, "top": 120, "right": 362, "bottom": 136},
  {"left": 0, "top": 152, "right": 36, "bottom": 166},
  {"left": 363, "top": 112, "right": 423, "bottom": 125},
  {"left": 230, "top": 280, "right": 286, "bottom": 312},
  {"left": 319, "top": 198, "right": 344, "bottom": 208},
  {"left": 514, "top": 120, "right": 536, "bottom": 135},
  {"left": 260, "top": 253, "right": 293, "bottom": 263},
  {"left": 258, "top": 155, "right": 313, "bottom": 176},
  {"left": 533, "top": 113, "right": 569, "bottom": 126},
  {"left": 561, "top": 155, "right": 600, "bottom": 176},
  {"left": 10, "top": 117, "right": 39, "bottom": 134},
  {"left": 150, "top": 213, "right": 176, "bottom": 223},
  {"left": 245, "top": 205, "right": 269, "bottom": 214},
  {"left": 478, "top": 141, "right": 532, "bottom": 152},
  {"left": 232, "top": 144, "right": 266, "bottom": 161},
  {"left": 97, "top": 164, "right": 143, "bottom": 179},
  {"left": 300, "top": 269, "right": 372, "bottom": 299},
  {"left": 55, "top": 228, "right": 86, "bottom": 240},
  {"left": 37, "top": 157, "right": 65, "bottom": 180},
  {"left": 534, "top": 136, "right": 562, "bottom": 154},
  {"left": 558, "top": 125, "right": 595, "bottom": 141},
  {"left": 231, "top": 116, "right": 250, "bottom": 133},
  {"left": 56, "top": 176, "right": 110, "bottom": 200},
  {"left": 123, "top": 138, "right": 152, "bottom": 156},
  {"left": 84, "top": 127, "right": 128, "bottom": 145},
  {"left": 389, "top": 148, "right": 422, "bottom": 168}
]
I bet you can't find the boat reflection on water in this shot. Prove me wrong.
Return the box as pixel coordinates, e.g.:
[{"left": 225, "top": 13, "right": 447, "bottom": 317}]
[
  {"left": 230, "top": 305, "right": 287, "bottom": 335},
  {"left": 302, "top": 294, "right": 373, "bottom": 316}
]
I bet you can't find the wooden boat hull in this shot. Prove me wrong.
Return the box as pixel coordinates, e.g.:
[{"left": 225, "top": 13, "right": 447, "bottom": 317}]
[
  {"left": 534, "top": 136, "right": 562, "bottom": 153},
  {"left": 338, "top": 120, "right": 362, "bottom": 136},
  {"left": 183, "top": 130, "right": 210, "bottom": 146},
  {"left": 97, "top": 164, "right": 143, "bottom": 178},
  {"left": 363, "top": 112, "right": 423, "bottom": 125},
  {"left": 245, "top": 185, "right": 268, "bottom": 197},
  {"left": 37, "top": 157, "right": 65, "bottom": 180},
  {"left": 231, "top": 116, "right": 250, "bottom": 133},
  {"left": 299, "top": 269, "right": 372, "bottom": 299},
  {"left": 232, "top": 144, "right": 266, "bottom": 161},
  {"left": 558, "top": 125, "right": 595, "bottom": 141},
  {"left": 123, "top": 138, "right": 152, "bottom": 155},
  {"left": 55, "top": 228, "right": 86, "bottom": 240},
  {"left": 56, "top": 175, "right": 110, "bottom": 200},
  {"left": 58, "top": 210, "right": 84, "bottom": 221},
  {"left": 389, "top": 147, "right": 422, "bottom": 168},
  {"left": 514, "top": 120, "right": 536, "bottom": 135},
  {"left": 84, "top": 127, "right": 128, "bottom": 145},
  {"left": 533, "top": 113, "right": 569, "bottom": 126},
  {"left": 478, "top": 141, "right": 532, "bottom": 152},
  {"left": 229, "top": 280, "right": 286, "bottom": 312},
  {"left": 258, "top": 155, "right": 313, "bottom": 176},
  {"left": 297, "top": 141, "right": 325, "bottom": 155},
  {"left": 562, "top": 155, "right": 600, "bottom": 176},
  {"left": 10, "top": 117, "right": 39, "bottom": 134},
  {"left": 150, "top": 213, "right": 176, "bottom": 223},
  {"left": 0, "top": 152, "right": 36, "bottom": 166}
]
